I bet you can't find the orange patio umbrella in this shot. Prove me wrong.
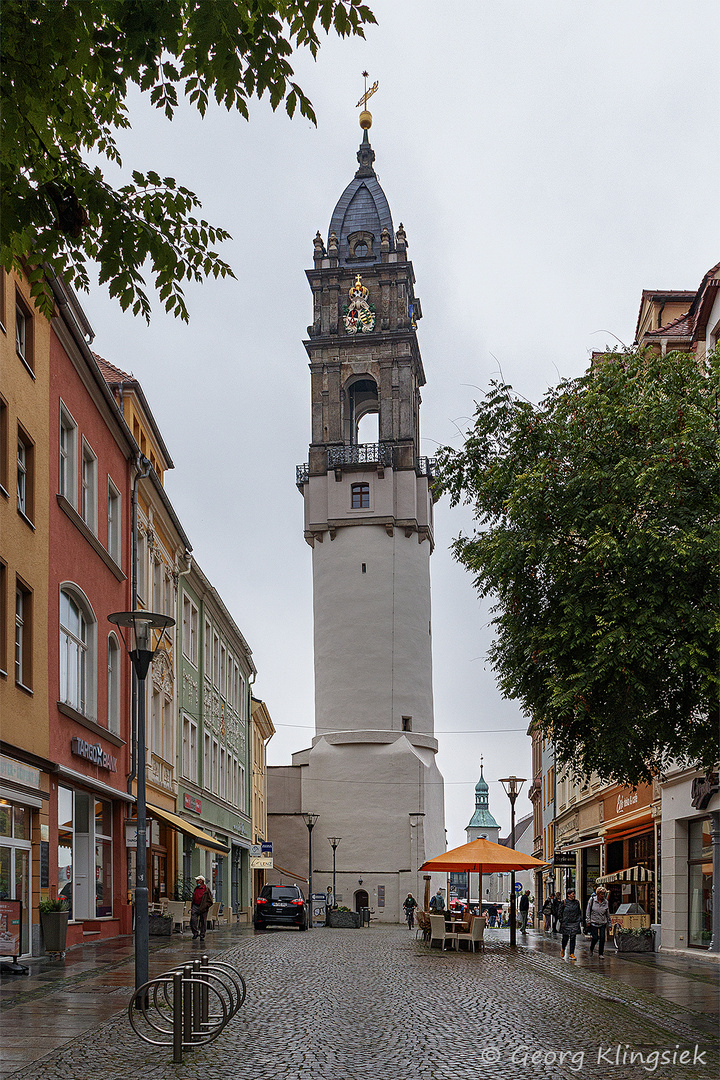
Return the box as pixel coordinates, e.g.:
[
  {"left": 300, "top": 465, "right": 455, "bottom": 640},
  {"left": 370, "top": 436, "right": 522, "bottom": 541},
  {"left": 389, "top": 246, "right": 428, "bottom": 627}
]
[{"left": 419, "top": 836, "right": 547, "bottom": 875}]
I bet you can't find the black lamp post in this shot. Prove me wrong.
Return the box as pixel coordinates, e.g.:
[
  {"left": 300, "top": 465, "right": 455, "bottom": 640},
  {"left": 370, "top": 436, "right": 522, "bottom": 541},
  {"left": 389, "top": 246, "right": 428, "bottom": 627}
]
[
  {"left": 328, "top": 837, "right": 341, "bottom": 906},
  {"left": 499, "top": 775, "right": 527, "bottom": 947},
  {"left": 302, "top": 812, "right": 319, "bottom": 928},
  {"left": 108, "top": 610, "right": 175, "bottom": 998}
]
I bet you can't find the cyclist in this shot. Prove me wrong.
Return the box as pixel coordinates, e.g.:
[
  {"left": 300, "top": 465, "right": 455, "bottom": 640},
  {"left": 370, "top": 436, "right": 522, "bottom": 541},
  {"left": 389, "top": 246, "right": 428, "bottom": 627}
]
[{"left": 403, "top": 892, "right": 418, "bottom": 930}]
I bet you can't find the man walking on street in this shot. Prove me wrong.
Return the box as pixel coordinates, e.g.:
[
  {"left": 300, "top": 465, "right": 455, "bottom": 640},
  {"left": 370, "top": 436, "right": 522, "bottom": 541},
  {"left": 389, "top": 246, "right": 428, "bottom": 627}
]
[
  {"left": 519, "top": 889, "right": 530, "bottom": 932},
  {"left": 190, "top": 874, "right": 213, "bottom": 942}
]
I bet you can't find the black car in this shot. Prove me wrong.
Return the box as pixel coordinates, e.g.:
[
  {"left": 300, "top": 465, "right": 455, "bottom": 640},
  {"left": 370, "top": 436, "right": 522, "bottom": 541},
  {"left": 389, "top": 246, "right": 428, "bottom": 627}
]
[{"left": 254, "top": 884, "right": 307, "bottom": 931}]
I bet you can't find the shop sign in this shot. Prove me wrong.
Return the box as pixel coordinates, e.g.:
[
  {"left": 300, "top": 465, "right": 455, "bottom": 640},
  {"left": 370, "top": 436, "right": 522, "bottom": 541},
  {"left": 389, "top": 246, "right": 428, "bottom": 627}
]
[
  {"left": 261, "top": 841, "right": 273, "bottom": 855},
  {"left": 250, "top": 856, "right": 273, "bottom": 869},
  {"left": 553, "top": 851, "right": 577, "bottom": 867},
  {"left": 183, "top": 793, "right": 201, "bottom": 814},
  {"left": 0, "top": 755, "right": 40, "bottom": 790},
  {"left": 602, "top": 783, "right": 652, "bottom": 823},
  {"left": 125, "top": 824, "right": 150, "bottom": 849},
  {"left": 71, "top": 738, "right": 117, "bottom": 772},
  {"left": 249, "top": 845, "right": 262, "bottom": 858},
  {"left": 691, "top": 773, "right": 719, "bottom": 810},
  {"left": 0, "top": 900, "right": 22, "bottom": 957}
]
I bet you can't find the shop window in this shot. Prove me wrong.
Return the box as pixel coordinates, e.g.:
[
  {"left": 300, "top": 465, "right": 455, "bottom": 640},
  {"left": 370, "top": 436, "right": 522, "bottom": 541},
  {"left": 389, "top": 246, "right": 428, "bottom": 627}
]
[
  {"left": 0, "top": 799, "right": 31, "bottom": 955},
  {"left": 58, "top": 786, "right": 74, "bottom": 916},
  {"left": 688, "top": 818, "right": 712, "bottom": 948}
]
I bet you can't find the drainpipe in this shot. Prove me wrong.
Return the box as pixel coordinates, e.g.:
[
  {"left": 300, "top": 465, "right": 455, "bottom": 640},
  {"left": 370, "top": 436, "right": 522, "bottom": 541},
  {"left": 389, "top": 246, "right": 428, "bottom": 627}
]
[{"left": 127, "top": 453, "right": 152, "bottom": 796}]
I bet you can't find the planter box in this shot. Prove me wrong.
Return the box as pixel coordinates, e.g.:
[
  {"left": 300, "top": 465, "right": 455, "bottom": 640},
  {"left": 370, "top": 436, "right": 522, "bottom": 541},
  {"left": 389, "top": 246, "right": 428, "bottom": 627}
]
[
  {"left": 327, "top": 911, "right": 361, "bottom": 929},
  {"left": 41, "top": 911, "right": 69, "bottom": 953},
  {"left": 148, "top": 915, "right": 173, "bottom": 937},
  {"left": 616, "top": 931, "right": 654, "bottom": 953}
]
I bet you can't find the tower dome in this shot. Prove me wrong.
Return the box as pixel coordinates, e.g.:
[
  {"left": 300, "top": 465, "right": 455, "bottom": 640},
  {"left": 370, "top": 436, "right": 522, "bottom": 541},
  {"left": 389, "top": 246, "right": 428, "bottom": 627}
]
[
  {"left": 327, "top": 131, "right": 394, "bottom": 266},
  {"left": 467, "top": 763, "right": 500, "bottom": 831}
]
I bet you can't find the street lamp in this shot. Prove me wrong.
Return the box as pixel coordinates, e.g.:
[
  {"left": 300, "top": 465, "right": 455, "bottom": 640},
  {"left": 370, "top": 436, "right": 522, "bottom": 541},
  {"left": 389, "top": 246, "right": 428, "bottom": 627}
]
[
  {"left": 327, "top": 837, "right": 341, "bottom": 906},
  {"left": 302, "top": 812, "right": 319, "bottom": 928},
  {"left": 499, "top": 775, "right": 527, "bottom": 948},
  {"left": 108, "top": 610, "right": 175, "bottom": 999}
]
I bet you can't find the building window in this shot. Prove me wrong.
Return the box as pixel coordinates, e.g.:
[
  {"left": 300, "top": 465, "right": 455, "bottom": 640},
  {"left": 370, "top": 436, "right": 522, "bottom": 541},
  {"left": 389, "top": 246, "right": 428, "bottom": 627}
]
[
  {"left": 153, "top": 559, "right": 163, "bottom": 612},
  {"left": 212, "top": 739, "right": 219, "bottom": 793},
  {"left": 15, "top": 294, "right": 33, "bottom": 371},
  {"left": 15, "top": 579, "right": 32, "bottom": 690},
  {"left": 107, "top": 634, "right": 121, "bottom": 734},
  {"left": 203, "top": 732, "right": 211, "bottom": 790},
  {"left": 16, "top": 426, "right": 34, "bottom": 523},
  {"left": 402, "top": 716, "right": 412, "bottom": 731},
  {"left": 182, "top": 595, "right": 198, "bottom": 667},
  {"left": 351, "top": 483, "right": 370, "bottom": 509},
  {"left": 136, "top": 531, "right": 147, "bottom": 604},
  {"left": 59, "top": 404, "right": 78, "bottom": 506},
  {"left": 0, "top": 560, "right": 7, "bottom": 675},
  {"left": 60, "top": 587, "right": 95, "bottom": 716},
  {"left": 220, "top": 644, "right": 226, "bottom": 699},
  {"left": 220, "top": 746, "right": 226, "bottom": 801},
  {"left": 0, "top": 395, "right": 8, "bottom": 493},
  {"left": 182, "top": 715, "right": 197, "bottom": 782},
  {"left": 81, "top": 440, "right": 97, "bottom": 533},
  {"left": 212, "top": 633, "right": 219, "bottom": 688},
  {"left": 204, "top": 618, "right": 212, "bottom": 678},
  {"left": 107, "top": 481, "right": 121, "bottom": 564}
]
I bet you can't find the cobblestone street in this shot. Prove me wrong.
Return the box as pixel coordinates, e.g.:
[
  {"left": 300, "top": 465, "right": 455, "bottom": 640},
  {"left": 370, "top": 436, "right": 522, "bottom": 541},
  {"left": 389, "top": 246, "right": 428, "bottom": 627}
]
[{"left": 1, "top": 924, "right": 718, "bottom": 1080}]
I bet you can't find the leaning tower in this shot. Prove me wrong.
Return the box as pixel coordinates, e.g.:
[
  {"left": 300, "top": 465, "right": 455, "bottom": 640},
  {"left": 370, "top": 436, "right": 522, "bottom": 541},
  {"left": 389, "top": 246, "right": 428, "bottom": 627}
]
[{"left": 293, "top": 112, "right": 446, "bottom": 919}]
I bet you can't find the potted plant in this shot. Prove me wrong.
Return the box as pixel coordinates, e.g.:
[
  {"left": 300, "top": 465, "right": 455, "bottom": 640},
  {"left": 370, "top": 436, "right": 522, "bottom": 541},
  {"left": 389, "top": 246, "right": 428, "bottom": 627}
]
[
  {"left": 39, "top": 897, "right": 70, "bottom": 954},
  {"left": 614, "top": 926, "right": 655, "bottom": 952},
  {"left": 328, "top": 906, "right": 361, "bottom": 929},
  {"left": 148, "top": 912, "right": 173, "bottom": 936}
]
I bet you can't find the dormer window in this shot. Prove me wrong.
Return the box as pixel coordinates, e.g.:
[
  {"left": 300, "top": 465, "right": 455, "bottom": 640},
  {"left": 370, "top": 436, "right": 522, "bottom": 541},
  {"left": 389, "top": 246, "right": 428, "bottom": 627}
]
[{"left": 348, "top": 231, "right": 374, "bottom": 260}]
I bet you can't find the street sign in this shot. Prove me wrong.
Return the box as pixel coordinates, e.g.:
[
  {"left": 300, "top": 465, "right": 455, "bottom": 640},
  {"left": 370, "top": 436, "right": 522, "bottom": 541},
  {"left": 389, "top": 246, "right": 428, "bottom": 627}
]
[
  {"left": 249, "top": 845, "right": 262, "bottom": 858},
  {"left": 250, "top": 856, "right": 273, "bottom": 869},
  {"left": 515, "top": 882, "right": 522, "bottom": 893}
]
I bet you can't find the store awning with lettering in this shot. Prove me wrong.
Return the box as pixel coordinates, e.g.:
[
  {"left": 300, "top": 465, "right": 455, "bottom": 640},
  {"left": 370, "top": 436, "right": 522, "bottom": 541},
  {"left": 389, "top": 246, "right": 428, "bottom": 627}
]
[{"left": 147, "top": 802, "right": 229, "bottom": 854}]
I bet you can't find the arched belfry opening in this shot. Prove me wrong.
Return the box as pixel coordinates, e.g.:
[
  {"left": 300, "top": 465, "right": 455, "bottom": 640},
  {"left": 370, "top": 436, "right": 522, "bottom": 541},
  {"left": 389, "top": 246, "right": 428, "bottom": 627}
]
[{"left": 345, "top": 377, "right": 379, "bottom": 445}]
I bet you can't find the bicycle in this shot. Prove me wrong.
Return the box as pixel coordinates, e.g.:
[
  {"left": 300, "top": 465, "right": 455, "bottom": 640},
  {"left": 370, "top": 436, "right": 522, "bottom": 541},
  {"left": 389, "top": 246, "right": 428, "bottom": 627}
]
[{"left": 404, "top": 906, "right": 415, "bottom": 930}]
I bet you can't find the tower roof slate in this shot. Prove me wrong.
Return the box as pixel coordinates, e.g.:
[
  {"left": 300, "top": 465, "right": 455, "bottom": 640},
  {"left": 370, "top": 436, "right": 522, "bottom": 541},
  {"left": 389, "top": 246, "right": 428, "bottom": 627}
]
[{"left": 328, "top": 131, "right": 394, "bottom": 266}]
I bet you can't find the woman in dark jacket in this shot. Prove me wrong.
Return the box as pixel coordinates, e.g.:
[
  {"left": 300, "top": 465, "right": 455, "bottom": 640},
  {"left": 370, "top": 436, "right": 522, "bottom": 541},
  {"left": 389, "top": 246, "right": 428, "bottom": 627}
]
[{"left": 558, "top": 890, "right": 583, "bottom": 960}]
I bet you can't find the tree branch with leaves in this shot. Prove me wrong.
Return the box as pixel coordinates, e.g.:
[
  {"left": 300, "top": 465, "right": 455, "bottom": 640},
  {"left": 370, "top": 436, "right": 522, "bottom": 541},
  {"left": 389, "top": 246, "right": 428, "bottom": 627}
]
[
  {"left": 0, "top": 0, "right": 376, "bottom": 320},
  {"left": 435, "top": 348, "right": 720, "bottom": 787}
]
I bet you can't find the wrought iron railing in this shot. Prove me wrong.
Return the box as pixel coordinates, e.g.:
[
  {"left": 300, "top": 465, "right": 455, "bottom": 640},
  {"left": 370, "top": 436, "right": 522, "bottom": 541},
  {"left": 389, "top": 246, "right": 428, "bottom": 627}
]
[
  {"left": 327, "top": 443, "right": 393, "bottom": 468},
  {"left": 296, "top": 464, "right": 309, "bottom": 487},
  {"left": 416, "top": 456, "right": 435, "bottom": 479}
]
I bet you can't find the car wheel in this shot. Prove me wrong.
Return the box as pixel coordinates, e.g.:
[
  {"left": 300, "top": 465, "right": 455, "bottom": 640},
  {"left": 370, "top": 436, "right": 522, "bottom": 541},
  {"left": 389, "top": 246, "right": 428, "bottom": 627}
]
[
  {"left": 254, "top": 921, "right": 263, "bottom": 931},
  {"left": 298, "top": 920, "right": 307, "bottom": 931}
]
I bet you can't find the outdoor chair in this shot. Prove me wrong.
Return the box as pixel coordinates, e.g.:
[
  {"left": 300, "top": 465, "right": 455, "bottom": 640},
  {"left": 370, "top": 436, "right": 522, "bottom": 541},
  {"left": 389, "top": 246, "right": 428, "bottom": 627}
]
[
  {"left": 165, "top": 900, "right": 190, "bottom": 932},
  {"left": 429, "top": 914, "right": 458, "bottom": 951},
  {"left": 415, "top": 910, "right": 431, "bottom": 942},
  {"left": 455, "top": 914, "right": 486, "bottom": 953},
  {"left": 206, "top": 901, "right": 221, "bottom": 929}
]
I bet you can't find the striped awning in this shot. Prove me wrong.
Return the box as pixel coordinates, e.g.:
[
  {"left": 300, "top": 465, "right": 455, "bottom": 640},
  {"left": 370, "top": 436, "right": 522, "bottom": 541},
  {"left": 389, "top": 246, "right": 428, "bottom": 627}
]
[{"left": 595, "top": 865, "right": 654, "bottom": 885}]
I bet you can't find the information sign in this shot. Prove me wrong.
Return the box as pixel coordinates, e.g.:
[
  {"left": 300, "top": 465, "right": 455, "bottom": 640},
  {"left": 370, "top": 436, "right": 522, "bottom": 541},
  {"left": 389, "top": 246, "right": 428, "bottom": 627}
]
[
  {"left": 0, "top": 900, "right": 22, "bottom": 957},
  {"left": 250, "top": 856, "right": 273, "bottom": 869}
]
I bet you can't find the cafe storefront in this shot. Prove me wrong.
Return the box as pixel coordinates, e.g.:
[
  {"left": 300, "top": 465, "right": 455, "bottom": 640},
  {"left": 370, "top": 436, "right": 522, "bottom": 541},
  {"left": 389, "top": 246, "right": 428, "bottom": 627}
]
[{"left": 598, "top": 782, "right": 659, "bottom": 924}]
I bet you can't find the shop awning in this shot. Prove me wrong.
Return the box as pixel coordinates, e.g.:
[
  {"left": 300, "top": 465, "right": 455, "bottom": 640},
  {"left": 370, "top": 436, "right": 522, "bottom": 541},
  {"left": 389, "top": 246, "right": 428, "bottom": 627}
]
[
  {"left": 595, "top": 865, "right": 655, "bottom": 885},
  {"left": 147, "top": 802, "right": 230, "bottom": 854}
]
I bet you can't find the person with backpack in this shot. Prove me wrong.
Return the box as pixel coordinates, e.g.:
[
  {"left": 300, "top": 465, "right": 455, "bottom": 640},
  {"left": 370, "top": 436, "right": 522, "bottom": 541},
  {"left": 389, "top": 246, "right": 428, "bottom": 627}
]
[
  {"left": 558, "top": 889, "right": 583, "bottom": 960},
  {"left": 586, "top": 885, "right": 612, "bottom": 956},
  {"left": 428, "top": 889, "right": 445, "bottom": 913}
]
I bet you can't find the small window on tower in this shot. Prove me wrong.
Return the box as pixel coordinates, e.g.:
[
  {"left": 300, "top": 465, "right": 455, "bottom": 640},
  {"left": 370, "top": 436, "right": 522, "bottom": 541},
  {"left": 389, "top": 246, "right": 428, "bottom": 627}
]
[
  {"left": 402, "top": 716, "right": 412, "bottom": 732},
  {"left": 351, "top": 483, "right": 369, "bottom": 509}
]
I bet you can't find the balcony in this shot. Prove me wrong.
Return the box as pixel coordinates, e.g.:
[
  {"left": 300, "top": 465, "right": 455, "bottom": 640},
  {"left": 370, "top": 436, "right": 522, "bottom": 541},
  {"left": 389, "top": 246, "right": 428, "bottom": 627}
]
[{"left": 328, "top": 443, "right": 394, "bottom": 469}]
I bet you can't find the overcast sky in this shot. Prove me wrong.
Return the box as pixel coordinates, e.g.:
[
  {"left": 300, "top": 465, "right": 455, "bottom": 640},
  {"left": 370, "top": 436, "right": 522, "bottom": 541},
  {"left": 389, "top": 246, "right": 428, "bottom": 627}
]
[{"left": 83, "top": 1, "right": 720, "bottom": 844}]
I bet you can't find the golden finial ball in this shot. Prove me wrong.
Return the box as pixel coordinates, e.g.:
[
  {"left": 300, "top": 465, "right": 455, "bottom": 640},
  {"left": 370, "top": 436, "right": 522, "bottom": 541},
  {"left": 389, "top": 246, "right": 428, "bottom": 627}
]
[{"left": 359, "top": 110, "right": 372, "bottom": 130}]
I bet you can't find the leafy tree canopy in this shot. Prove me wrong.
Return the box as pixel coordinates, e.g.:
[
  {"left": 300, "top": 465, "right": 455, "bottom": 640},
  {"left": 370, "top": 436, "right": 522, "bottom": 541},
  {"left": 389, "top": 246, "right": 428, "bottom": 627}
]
[
  {"left": 435, "top": 349, "right": 719, "bottom": 787},
  {"left": 0, "top": 0, "right": 376, "bottom": 320}
]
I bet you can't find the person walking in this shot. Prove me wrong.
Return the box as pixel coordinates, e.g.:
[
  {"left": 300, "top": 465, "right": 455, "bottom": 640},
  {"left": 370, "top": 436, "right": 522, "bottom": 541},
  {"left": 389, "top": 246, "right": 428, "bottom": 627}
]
[
  {"left": 558, "top": 889, "right": 583, "bottom": 960},
  {"left": 551, "top": 892, "right": 561, "bottom": 932},
  {"left": 542, "top": 894, "right": 553, "bottom": 932},
  {"left": 518, "top": 889, "right": 530, "bottom": 932},
  {"left": 403, "top": 892, "right": 418, "bottom": 929},
  {"left": 586, "top": 885, "right": 612, "bottom": 957},
  {"left": 190, "top": 874, "right": 213, "bottom": 942},
  {"left": 429, "top": 889, "right": 445, "bottom": 913}
]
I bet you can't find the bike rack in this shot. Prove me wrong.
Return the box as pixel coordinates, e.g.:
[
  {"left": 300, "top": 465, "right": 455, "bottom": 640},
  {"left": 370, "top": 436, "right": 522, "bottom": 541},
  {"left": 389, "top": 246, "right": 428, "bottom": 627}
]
[{"left": 128, "top": 955, "right": 247, "bottom": 1063}]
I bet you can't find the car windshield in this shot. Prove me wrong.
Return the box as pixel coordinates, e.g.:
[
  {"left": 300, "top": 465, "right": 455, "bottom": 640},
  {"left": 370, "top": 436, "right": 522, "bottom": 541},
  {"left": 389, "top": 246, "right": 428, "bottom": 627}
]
[{"left": 265, "top": 887, "right": 301, "bottom": 900}]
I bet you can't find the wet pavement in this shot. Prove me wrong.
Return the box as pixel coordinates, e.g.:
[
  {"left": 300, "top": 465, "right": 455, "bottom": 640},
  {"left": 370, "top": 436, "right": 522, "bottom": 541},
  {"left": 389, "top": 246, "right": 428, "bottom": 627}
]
[{"left": 1, "top": 924, "right": 718, "bottom": 1079}]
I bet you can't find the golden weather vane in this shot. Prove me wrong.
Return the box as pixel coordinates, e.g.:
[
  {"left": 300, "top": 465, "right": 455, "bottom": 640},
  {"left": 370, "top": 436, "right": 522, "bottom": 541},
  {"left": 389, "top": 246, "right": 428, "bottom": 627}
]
[{"left": 356, "top": 71, "right": 378, "bottom": 129}]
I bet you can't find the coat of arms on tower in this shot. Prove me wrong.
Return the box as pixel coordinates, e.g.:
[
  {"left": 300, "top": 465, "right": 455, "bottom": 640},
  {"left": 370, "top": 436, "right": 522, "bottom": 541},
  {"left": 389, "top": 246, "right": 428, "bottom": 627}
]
[{"left": 343, "top": 275, "right": 375, "bottom": 334}]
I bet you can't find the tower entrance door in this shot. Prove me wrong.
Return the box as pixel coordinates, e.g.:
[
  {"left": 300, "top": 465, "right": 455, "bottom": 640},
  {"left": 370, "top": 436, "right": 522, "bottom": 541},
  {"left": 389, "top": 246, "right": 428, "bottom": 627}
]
[{"left": 354, "top": 889, "right": 369, "bottom": 912}]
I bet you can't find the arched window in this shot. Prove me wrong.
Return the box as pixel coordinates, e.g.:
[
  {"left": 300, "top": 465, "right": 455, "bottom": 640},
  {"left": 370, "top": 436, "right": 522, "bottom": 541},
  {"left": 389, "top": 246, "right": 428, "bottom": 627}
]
[
  {"left": 107, "top": 633, "right": 121, "bottom": 734},
  {"left": 351, "top": 483, "right": 370, "bottom": 509},
  {"left": 60, "top": 586, "right": 96, "bottom": 718}
]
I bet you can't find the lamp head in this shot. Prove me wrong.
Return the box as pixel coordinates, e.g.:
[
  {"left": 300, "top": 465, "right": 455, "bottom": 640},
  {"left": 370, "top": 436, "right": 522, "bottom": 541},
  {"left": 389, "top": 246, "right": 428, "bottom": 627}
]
[
  {"left": 499, "top": 775, "right": 527, "bottom": 801},
  {"left": 302, "top": 812, "right": 319, "bottom": 830},
  {"left": 108, "top": 610, "right": 175, "bottom": 679}
]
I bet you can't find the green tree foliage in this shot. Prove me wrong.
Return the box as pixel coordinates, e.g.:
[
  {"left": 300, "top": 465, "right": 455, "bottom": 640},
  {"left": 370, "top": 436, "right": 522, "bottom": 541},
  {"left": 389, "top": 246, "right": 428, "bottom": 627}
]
[
  {"left": 435, "top": 349, "right": 719, "bottom": 786},
  {"left": 0, "top": 0, "right": 376, "bottom": 320}
]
